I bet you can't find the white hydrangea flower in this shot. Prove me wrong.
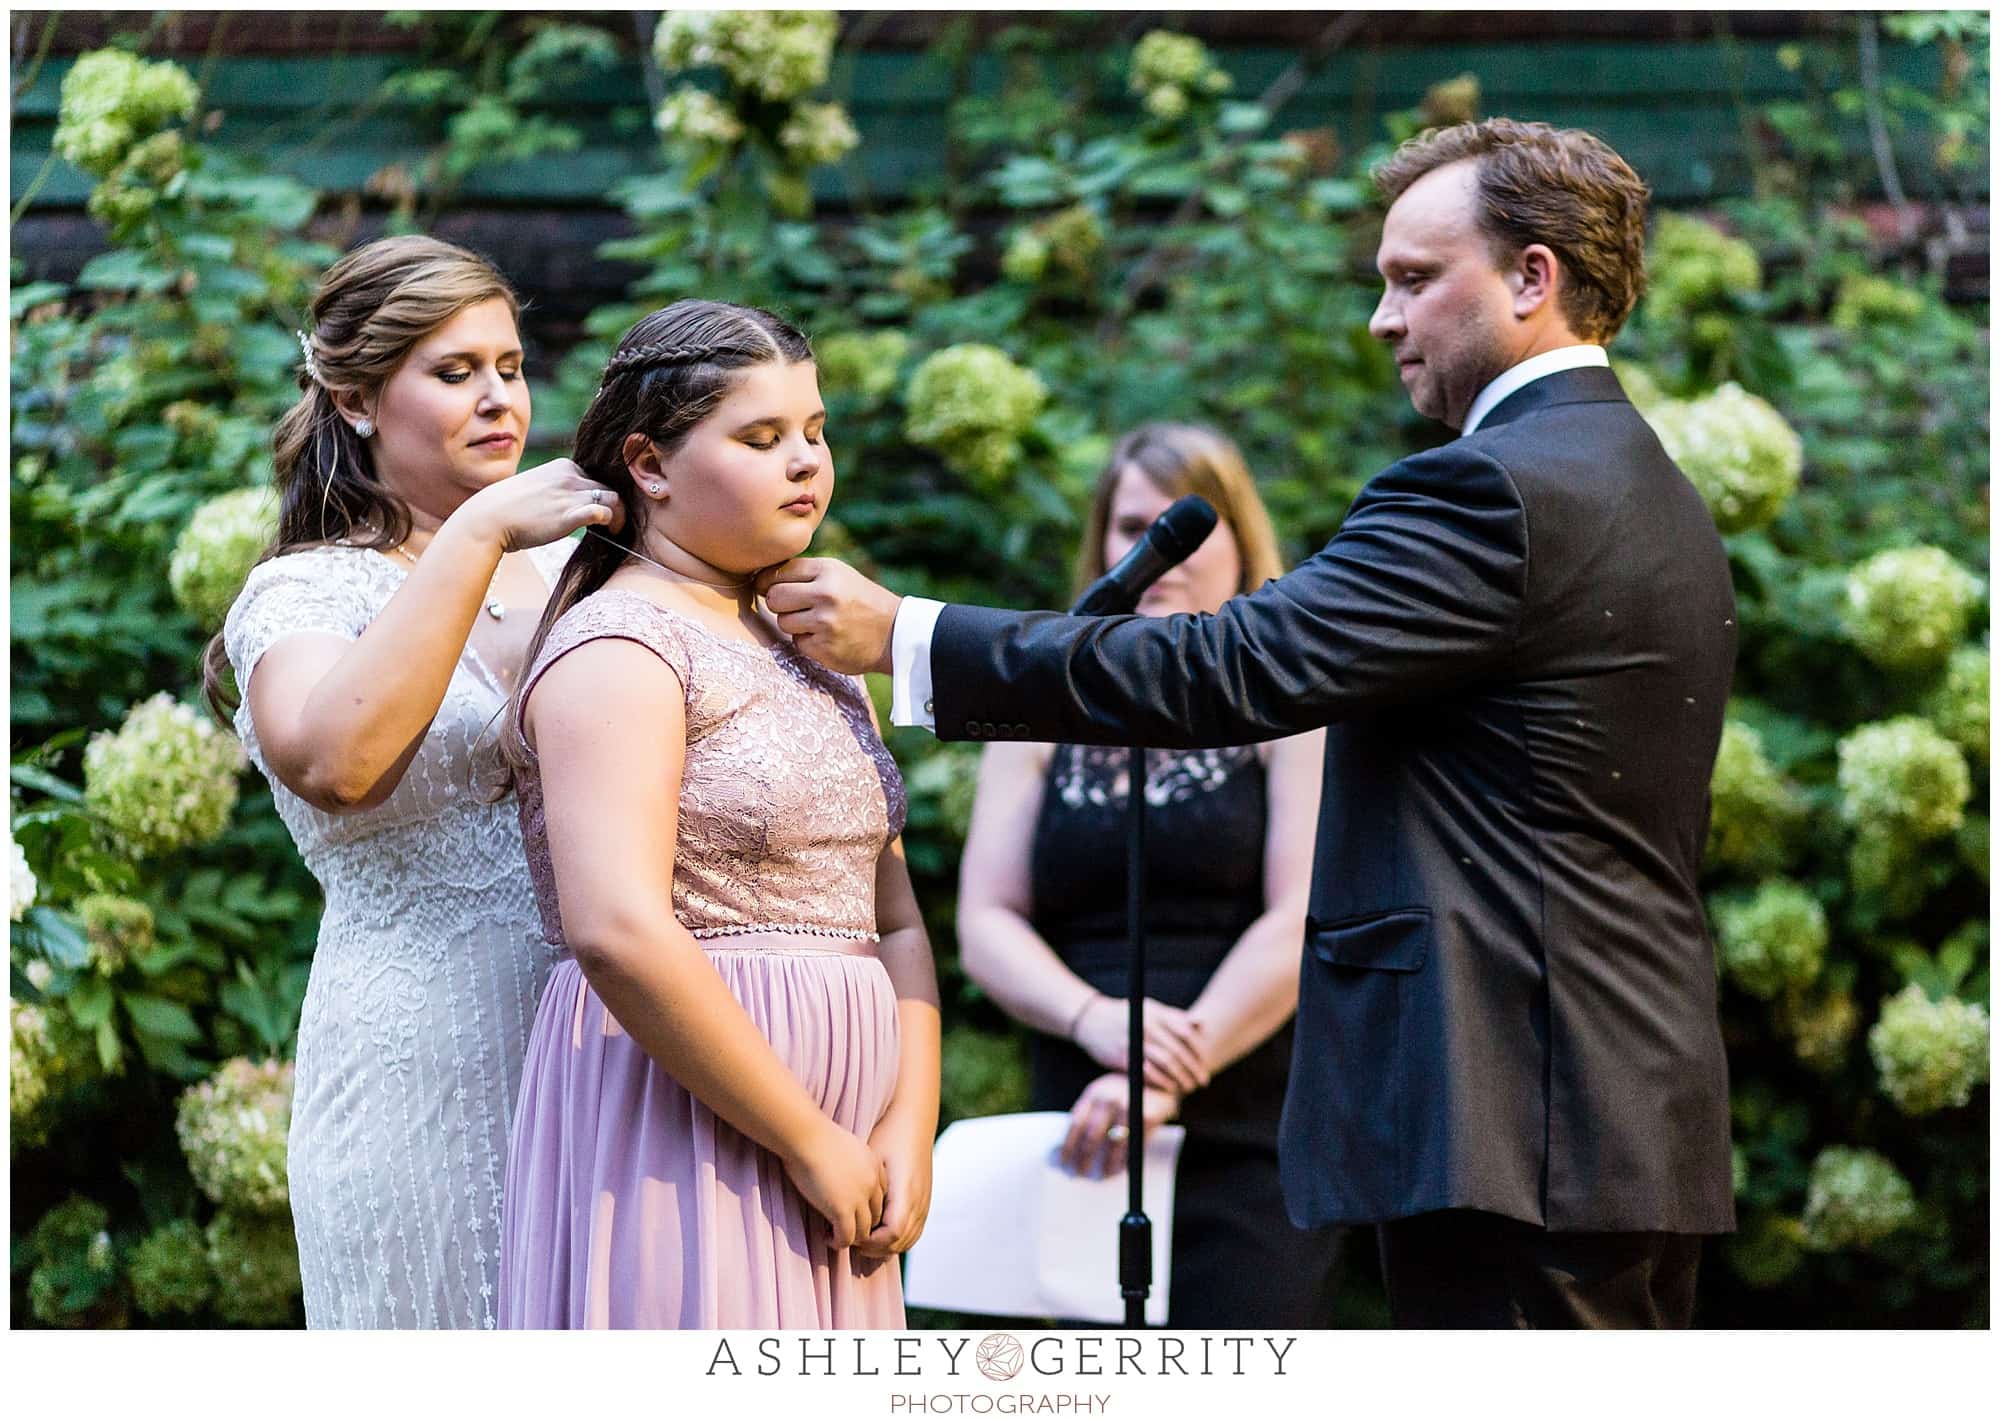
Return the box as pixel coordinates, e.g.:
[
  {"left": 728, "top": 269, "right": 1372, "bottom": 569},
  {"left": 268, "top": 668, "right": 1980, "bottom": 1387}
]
[
  {"left": 1926, "top": 645, "right": 1989, "bottom": 765},
  {"left": 1644, "top": 383, "right": 1803, "bottom": 535},
  {"left": 778, "top": 100, "right": 859, "bottom": 167},
  {"left": 1801, "top": 1146, "right": 1916, "bottom": 1251},
  {"left": 1131, "top": 31, "right": 1212, "bottom": 92},
  {"left": 83, "top": 693, "right": 247, "bottom": 857},
  {"left": 1706, "top": 719, "right": 1805, "bottom": 874},
  {"left": 1129, "top": 30, "right": 1230, "bottom": 123},
  {"left": 1714, "top": 880, "right": 1828, "bottom": 1000},
  {"left": 654, "top": 85, "right": 745, "bottom": 153},
  {"left": 655, "top": 10, "right": 839, "bottom": 104},
  {"left": 1645, "top": 212, "right": 1763, "bottom": 322},
  {"left": 904, "top": 344, "right": 1048, "bottom": 487},
  {"left": 1836, "top": 715, "right": 1972, "bottom": 842},
  {"left": 11, "top": 998, "right": 52, "bottom": 1129},
  {"left": 53, "top": 49, "right": 199, "bottom": 179},
  {"left": 1842, "top": 546, "right": 1982, "bottom": 672},
  {"left": 9, "top": 832, "right": 36, "bottom": 923},
  {"left": 168, "top": 487, "right": 278, "bottom": 628},
  {"left": 1869, "top": 984, "right": 1990, "bottom": 1115},
  {"left": 176, "top": 1058, "right": 296, "bottom": 1214},
  {"left": 814, "top": 329, "right": 909, "bottom": 405}
]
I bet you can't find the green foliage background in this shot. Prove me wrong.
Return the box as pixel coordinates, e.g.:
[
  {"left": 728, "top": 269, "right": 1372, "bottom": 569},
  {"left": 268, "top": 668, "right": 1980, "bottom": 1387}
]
[{"left": 10, "top": 12, "right": 1990, "bottom": 1327}]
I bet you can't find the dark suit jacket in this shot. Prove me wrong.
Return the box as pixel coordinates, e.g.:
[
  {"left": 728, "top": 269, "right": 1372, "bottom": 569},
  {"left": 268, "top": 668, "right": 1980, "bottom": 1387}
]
[{"left": 932, "top": 367, "right": 1738, "bottom": 1234}]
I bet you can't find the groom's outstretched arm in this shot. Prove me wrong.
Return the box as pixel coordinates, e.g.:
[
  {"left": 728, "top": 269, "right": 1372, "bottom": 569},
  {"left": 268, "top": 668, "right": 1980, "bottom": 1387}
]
[{"left": 765, "top": 443, "right": 1529, "bottom": 748}]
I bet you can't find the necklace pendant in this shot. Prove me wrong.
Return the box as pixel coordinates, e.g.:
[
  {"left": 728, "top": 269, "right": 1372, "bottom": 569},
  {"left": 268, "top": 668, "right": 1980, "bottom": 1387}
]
[{"left": 485, "top": 599, "right": 506, "bottom": 621}]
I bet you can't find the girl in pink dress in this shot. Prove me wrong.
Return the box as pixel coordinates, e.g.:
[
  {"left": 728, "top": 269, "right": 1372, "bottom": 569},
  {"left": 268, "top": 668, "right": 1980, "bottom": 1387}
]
[{"left": 496, "top": 301, "right": 941, "bottom": 1328}]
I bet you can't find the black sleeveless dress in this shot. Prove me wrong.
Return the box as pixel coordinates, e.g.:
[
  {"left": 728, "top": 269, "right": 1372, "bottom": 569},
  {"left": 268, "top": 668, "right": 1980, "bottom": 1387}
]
[{"left": 1028, "top": 742, "right": 1343, "bottom": 1327}]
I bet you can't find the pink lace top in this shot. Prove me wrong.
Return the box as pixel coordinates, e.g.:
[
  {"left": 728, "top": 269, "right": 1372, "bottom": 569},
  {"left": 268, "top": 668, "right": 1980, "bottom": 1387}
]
[{"left": 514, "top": 589, "right": 908, "bottom": 951}]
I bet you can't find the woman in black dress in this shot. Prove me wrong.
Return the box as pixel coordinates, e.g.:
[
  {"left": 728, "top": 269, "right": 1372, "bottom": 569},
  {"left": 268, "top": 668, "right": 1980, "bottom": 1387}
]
[{"left": 956, "top": 423, "right": 1342, "bottom": 1327}]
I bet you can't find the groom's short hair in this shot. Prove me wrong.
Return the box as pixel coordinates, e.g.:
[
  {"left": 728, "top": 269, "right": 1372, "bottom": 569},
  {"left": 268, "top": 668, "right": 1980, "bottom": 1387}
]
[{"left": 1374, "top": 118, "right": 1651, "bottom": 342}]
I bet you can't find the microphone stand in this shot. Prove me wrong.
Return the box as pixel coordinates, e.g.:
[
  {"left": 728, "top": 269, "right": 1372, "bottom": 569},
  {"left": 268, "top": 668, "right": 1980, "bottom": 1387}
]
[
  {"left": 1119, "top": 742, "right": 1151, "bottom": 1327},
  {"left": 1066, "top": 494, "right": 1216, "bottom": 1329}
]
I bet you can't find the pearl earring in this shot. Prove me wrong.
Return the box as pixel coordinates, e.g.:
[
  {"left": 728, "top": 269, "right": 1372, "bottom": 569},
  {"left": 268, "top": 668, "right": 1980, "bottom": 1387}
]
[{"left": 354, "top": 418, "right": 375, "bottom": 439}]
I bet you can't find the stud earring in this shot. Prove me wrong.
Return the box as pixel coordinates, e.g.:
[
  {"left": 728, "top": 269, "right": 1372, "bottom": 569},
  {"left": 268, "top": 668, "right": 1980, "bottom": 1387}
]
[
  {"left": 648, "top": 482, "right": 663, "bottom": 494},
  {"left": 354, "top": 418, "right": 375, "bottom": 439}
]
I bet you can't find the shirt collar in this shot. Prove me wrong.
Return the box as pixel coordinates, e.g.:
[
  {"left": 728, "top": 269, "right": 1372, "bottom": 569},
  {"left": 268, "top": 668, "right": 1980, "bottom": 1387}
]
[{"left": 1460, "top": 344, "right": 1610, "bottom": 435}]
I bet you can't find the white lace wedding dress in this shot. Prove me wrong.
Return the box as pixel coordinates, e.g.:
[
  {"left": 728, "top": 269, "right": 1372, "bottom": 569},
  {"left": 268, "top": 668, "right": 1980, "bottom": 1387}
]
[{"left": 223, "top": 539, "right": 571, "bottom": 1329}]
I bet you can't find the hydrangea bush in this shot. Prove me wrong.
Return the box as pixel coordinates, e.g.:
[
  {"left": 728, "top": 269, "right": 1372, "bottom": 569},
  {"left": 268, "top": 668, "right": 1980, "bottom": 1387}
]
[
  {"left": 14, "top": 45, "right": 325, "bottom": 1328},
  {"left": 13, "top": 19, "right": 1988, "bottom": 1329}
]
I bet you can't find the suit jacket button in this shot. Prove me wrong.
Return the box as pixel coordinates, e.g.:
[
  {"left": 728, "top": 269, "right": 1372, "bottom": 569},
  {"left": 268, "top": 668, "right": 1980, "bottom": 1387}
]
[
  {"left": 965, "top": 720, "right": 981, "bottom": 737},
  {"left": 982, "top": 722, "right": 997, "bottom": 738}
]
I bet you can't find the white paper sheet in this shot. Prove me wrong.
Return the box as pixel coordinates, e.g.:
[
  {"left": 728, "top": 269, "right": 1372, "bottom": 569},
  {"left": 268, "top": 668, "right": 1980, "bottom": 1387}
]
[{"left": 903, "top": 1111, "right": 1184, "bottom": 1325}]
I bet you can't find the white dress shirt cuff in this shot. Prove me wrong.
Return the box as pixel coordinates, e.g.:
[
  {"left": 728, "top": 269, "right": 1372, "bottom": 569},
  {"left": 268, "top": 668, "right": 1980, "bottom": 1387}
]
[{"left": 889, "top": 596, "right": 947, "bottom": 730}]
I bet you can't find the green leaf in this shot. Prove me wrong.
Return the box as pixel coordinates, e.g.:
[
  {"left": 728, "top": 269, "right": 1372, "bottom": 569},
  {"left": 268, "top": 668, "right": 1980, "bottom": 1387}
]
[
  {"left": 75, "top": 250, "right": 174, "bottom": 294},
  {"left": 10, "top": 281, "right": 67, "bottom": 316},
  {"left": 25, "top": 907, "right": 92, "bottom": 970},
  {"left": 95, "top": 1018, "right": 124, "bottom": 1074},
  {"left": 9, "top": 764, "right": 83, "bottom": 803},
  {"left": 133, "top": 1032, "right": 205, "bottom": 1079},
  {"left": 121, "top": 993, "right": 204, "bottom": 1043},
  {"left": 176, "top": 232, "right": 236, "bottom": 264},
  {"left": 1218, "top": 102, "right": 1271, "bottom": 136},
  {"left": 68, "top": 973, "right": 116, "bottom": 1029}
]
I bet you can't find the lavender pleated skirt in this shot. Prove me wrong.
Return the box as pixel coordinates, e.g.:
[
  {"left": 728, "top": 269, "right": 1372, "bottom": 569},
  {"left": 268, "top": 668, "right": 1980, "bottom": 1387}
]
[{"left": 499, "top": 934, "right": 905, "bottom": 1329}]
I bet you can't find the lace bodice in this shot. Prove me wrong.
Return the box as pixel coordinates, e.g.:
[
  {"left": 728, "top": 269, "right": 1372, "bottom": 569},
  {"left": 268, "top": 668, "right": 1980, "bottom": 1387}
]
[
  {"left": 223, "top": 540, "right": 573, "bottom": 905},
  {"left": 220, "top": 536, "right": 574, "bottom": 1329},
  {"left": 514, "top": 589, "right": 908, "bottom": 948}
]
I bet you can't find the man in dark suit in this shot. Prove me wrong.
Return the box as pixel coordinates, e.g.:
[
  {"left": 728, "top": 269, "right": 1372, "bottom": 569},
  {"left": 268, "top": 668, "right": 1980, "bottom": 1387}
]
[{"left": 760, "top": 118, "right": 1738, "bottom": 1327}]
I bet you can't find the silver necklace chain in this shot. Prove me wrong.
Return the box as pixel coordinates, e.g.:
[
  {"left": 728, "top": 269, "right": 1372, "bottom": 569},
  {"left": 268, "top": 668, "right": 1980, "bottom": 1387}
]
[
  {"left": 390, "top": 539, "right": 509, "bottom": 621},
  {"left": 581, "top": 526, "right": 756, "bottom": 595}
]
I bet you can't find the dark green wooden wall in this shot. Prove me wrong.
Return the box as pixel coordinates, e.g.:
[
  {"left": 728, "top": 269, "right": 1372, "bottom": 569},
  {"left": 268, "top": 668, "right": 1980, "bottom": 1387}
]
[{"left": 10, "top": 36, "right": 1961, "bottom": 212}]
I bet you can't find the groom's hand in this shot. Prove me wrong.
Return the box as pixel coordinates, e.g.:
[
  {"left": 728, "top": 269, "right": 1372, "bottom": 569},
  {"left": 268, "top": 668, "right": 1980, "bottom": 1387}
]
[{"left": 757, "top": 558, "right": 901, "bottom": 676}]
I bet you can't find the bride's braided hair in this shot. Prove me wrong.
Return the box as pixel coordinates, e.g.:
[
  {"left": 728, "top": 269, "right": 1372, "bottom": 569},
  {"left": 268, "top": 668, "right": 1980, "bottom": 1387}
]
[{"left": 494, "top": 299, "right": 814, "bottom": 784}]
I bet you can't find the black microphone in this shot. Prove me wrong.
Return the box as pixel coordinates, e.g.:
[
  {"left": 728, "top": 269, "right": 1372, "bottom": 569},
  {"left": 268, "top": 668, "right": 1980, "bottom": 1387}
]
[{"left": 1069, "top": 494, "right": 1219, "bottom": 616}]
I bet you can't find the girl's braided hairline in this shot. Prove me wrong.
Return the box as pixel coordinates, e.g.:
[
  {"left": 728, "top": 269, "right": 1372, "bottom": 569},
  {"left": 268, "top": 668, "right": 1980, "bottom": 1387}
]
[{"left": 603, "top": 339, "right": 771, "bottom": 375}]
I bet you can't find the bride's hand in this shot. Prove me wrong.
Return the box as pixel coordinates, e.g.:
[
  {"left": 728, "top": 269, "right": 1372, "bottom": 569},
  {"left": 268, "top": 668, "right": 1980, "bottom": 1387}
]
[{"left": 456, "top": 457, "right": 623, "bottom": 551}]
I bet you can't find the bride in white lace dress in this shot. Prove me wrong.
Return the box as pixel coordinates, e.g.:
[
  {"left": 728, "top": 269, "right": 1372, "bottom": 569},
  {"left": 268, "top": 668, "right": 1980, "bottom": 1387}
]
[{"left": 206, "top": 236, "right": 619, "bottom": 1328}]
